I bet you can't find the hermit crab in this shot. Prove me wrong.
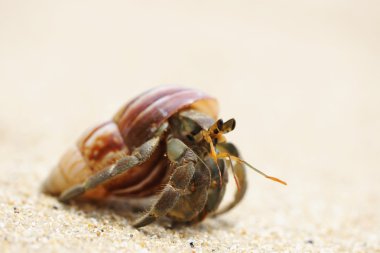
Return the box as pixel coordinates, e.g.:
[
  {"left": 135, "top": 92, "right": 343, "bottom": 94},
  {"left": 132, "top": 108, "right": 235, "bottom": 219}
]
[{"left": 43, "top": 86, "right": 285, "bottom": 227}]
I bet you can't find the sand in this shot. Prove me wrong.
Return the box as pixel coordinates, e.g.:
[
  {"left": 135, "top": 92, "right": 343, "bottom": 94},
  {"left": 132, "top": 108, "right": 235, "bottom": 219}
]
[{"left": 1, "top": 1, "right": 380, "bottom": 252}]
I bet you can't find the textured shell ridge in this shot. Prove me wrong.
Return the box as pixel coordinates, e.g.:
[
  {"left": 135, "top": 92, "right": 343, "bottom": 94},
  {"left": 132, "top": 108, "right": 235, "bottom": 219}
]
[{"left": 117, "top": 86, "right": 218, "bottom": 148}]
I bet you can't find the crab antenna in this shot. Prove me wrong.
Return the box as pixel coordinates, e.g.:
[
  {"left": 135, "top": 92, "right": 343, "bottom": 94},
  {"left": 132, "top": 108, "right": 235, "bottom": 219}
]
[
  {"left": 216, "top": 153, "right": 286, "bottom": 185},
  {"left": 225, "top": 154, "right": 241, "bottom": 191},
  {"left": 240, "top": 160, "right": 287, "bottom": 185}
]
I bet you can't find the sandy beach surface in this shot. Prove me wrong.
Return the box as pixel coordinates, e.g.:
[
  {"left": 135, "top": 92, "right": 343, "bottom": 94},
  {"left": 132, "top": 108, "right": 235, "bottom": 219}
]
[{"left": 1, "top": 1, "right": 380, "bottom": 252}]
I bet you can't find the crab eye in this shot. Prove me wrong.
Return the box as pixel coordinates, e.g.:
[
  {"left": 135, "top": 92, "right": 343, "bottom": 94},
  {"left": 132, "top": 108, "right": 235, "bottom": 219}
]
[
  {"left": 216, "top": 119, "right": 223, "bottom": 130},
  {"left": 222, "top": 118, "right": 236, "bottom": 132},
  {"left": 186, "top": 134, "right": 195, "bottom": 142},
  {"left": 190, "top": 128, "right": 201, "bottom": 135}
]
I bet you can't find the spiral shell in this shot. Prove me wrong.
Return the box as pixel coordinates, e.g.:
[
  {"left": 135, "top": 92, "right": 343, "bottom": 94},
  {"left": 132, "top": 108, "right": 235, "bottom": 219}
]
[{"left": 43, "top": 86, "right": 218, "bottom": 198}]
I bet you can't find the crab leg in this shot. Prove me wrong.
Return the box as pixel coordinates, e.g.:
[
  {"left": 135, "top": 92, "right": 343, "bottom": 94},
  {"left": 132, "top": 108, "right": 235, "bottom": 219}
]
[
  {"left": 211, "top": 142, "right": 247, "bottom": 216},
  {"left": 132, "top": 138, "right": 198, "bottom": 227},
  {"left": 59, "top": 137, "right": 161, "bottom": 202}
]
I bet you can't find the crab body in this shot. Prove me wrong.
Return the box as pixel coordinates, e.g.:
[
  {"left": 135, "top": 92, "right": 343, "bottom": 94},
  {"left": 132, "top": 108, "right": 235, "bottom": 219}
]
[{"left": 43, "top": 86, "right": 248, "bottom": 227}]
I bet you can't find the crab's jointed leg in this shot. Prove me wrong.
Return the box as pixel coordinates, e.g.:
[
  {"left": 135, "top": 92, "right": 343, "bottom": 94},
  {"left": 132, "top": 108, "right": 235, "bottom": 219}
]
[
  {"left": 211, "top": 142, "right": 247, "bottom": 216},
  {"left": 132, "top": 138, "right": 198, "bottom": 227},
  {"left": 59, "top": 136, "right": 161, "bottom": 202}
]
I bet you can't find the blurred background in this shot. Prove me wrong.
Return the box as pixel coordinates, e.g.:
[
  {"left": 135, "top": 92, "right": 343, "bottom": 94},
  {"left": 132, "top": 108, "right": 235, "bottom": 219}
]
[{"left": 1, "top": 0, "right": 379, "bottom": 251}]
